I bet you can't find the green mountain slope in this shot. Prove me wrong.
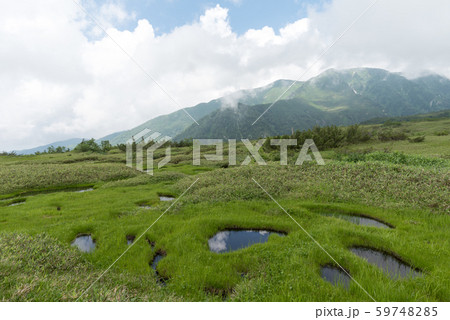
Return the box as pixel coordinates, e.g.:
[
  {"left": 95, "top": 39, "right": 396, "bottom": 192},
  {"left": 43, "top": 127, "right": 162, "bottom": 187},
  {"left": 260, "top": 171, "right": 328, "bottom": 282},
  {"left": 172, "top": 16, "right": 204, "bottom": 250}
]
[
  {"left": 106, "top": 80, "right": 301, "bottom": 144},
  {"left": 175, "top": 68, "right": 450, "bottom": 140},
  {"left": 292, "top": 68, "right": 449, "bottom": 116},
  {"left": 108, "top": 101, "right": 221, "bottom": 145},
  {"left": 175, "top": 98, "right": 369, "bottom": 140}
]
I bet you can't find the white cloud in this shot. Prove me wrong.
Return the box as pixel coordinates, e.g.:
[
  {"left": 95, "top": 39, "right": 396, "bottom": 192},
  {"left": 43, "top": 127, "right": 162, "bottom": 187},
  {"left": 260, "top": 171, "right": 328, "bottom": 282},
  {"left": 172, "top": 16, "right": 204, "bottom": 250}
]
[
  {"left": 1, "top": 0, "right": 450, "bottom": 150},
  {"left": 200, "top": 5, "right": 232, "bottom": 37},
  {"left": 306, "top": 0, "right": 450, "bottom": 77}
]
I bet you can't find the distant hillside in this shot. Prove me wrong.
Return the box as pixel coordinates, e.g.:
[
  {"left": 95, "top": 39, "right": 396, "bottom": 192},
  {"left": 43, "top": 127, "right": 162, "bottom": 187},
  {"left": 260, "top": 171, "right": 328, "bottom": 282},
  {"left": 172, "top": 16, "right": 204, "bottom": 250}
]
[
  {"left": 14, "top": 131, "right": 126, "bottom": 155},
  {"left": 175, "top": 68, "right": 450, "bottom": 140},
  {"left": 361, "top": 109, "right": 450, "bottom": 124},
  {"left": 96, "top": 131, "right": 126, "bottom": 143},
  {"left": 15, "top": 138, "right": 83, "bottom": 155},
  {"left": 108, "top": 100, "right": 222, "bottom": 145}
]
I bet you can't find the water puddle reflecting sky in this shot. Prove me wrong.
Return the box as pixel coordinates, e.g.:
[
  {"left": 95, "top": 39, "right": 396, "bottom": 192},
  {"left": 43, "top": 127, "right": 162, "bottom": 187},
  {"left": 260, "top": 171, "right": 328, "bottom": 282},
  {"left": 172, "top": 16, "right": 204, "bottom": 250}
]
[
  {"left": 74, "top": 188, "right": 94, "bottom": 193},
  {"left": 208, "top": 230, "right": 285, "bottom": 253},
  {"left": 350, "top": 247, "right": 421, "bottom": 279},
  {"left": 321, "top": 212, "right": 392, "bottom": 228},
  {"left": 321, "top": 266, "right": 351, "bottom": 289},
  {"left": 71, "top": 234, "right": 96, "bottom": 253},
  {"left": 159, "top": 196, "right": 174, "bottom": 201}
]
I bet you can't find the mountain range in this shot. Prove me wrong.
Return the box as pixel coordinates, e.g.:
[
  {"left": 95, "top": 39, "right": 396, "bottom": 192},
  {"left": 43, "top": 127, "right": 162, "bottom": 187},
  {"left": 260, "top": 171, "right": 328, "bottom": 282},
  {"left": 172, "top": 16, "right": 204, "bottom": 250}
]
[
  {"left": 15, "top": 68, "right": 450, "bottom": 154},
  {"left": 176, "top": 68, "right": 450, "bottom": 139}
]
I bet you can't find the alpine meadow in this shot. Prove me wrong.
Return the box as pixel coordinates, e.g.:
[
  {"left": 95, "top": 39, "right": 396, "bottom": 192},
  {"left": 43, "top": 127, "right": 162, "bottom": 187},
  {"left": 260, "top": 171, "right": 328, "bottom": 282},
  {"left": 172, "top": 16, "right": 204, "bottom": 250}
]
[
  {"left": 1, "top": 109, "right": 449, "bottom": 301},
  {"left": 0, "top": 0, "right": 449, "bottom": 314}
]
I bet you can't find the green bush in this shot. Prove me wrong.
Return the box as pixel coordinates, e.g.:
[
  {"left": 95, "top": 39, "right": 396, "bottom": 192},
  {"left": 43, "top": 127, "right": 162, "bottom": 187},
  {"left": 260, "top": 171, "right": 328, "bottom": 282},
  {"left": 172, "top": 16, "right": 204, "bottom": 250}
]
[
  {"left": 292, "top": 125, "right": 346, "bottom": 149},
  {"left": 345, "top": 124, "right": 371, "bottom": 144},
  {"left": 377, "top": 129, "right": 408, "bottom": 141},
  {"left": 101, "top": 140, "right": 112, "bottom": 152},
  {"left": 263, "top": 124, "right": 374, "bottom": 152},
  {"left": 434, "top": 130, "right": 449, "bottom": 136},
  {"left": 382, "top": 120, "right": 402, "bottom": 127},
  {"left": 408, "top": 136, "right": 425, "bottom": 143},
  {"left": 0, "top": 151, "right": 17, "bottom": 156},
  {"left": 335, "top": 151, "right": 449, "bottom": 168},
  {"left": 74, "top": 139, "right": 102, "bottom": 153},
  {"left": 170, "top": 139, "right": 193, "bottom": 147}
]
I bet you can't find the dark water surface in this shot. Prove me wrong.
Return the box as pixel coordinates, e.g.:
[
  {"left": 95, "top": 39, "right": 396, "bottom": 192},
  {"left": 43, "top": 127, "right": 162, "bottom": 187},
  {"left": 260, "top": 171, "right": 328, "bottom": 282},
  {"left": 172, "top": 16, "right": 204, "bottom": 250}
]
[
  {"left": 126, "top": 235, "right": 135, "bottom": 245},
  {"left": 151, "top": 254, "right": 164, "bottom": 270},
  {"left": 322, "top": 213, "right": 392, "bottom": 228},
  {"left": 321, "top": 266, "right": 351, "bottom": 289},
  {"left": 350, "top": 247, "right": 421, "bottom": 279},
  {"left": 151, "top": 253, "right": 167, "bottom": 286}
]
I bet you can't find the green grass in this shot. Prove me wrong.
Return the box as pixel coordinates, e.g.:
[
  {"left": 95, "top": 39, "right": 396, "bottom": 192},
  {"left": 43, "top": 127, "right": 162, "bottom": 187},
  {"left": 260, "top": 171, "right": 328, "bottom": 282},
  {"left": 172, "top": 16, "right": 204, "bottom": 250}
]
[
  {"left": 342, "top": 118, "right": 450, "bottom": 159},
  {"left": 175, "top": 162, "right": 449, "bottom": 213},
  {"left": 0, "top": 181, "right": 447, "bottom": 301},
  {"left": 0, "top": 233, "right": 179, "bottom": 301},
  {"left": 0, "top": 161, "right": 137, "bottom": 198},
  {"left": 0, "top": 119, "right": 449, "bottom": 301},
  {"left": 333, "top": 151, "right": 450, "bottom": 168}
]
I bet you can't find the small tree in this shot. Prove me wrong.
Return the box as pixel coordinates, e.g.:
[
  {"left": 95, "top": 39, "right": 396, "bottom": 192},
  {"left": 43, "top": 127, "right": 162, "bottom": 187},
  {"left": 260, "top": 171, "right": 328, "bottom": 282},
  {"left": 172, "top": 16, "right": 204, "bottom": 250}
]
[
  {"left": 74, "top": 139, "right": 102, "bottom": 153},
  {"left": 101, "top": 140, "right": 112, "bottom": 152},
  {"left": 55, "top": 146, "right": 67, "bottom": 153}
]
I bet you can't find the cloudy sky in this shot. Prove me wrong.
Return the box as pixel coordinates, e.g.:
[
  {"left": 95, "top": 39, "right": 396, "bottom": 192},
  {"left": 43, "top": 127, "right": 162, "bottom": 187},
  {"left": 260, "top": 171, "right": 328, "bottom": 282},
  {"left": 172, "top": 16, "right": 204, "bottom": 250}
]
[{"left": 1, "top": 0, "right": 450, "bottom": 151}]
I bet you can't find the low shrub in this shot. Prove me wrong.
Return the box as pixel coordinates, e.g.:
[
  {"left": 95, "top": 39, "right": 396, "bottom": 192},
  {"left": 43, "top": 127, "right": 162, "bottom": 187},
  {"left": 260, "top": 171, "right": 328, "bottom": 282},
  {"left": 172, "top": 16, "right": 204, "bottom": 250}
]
[
  {"left": 408, "top": 136, "right": 425, "bottom": 143},
  {"left": 377, "top": 129, "right": 408, "bottom": 141},
  {"left": 434, "top": 130, "right": 449, "bottom": 136}
]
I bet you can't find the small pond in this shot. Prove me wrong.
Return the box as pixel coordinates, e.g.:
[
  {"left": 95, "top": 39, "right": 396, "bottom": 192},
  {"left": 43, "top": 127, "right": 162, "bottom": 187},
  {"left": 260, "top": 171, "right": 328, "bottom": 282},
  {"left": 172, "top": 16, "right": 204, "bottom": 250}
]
[
  {"left": 71, "top": 234, "right": 96, "bottom": 253},
  {"left": 74, "top": 188, "right": 94, "bottom": 193},
  {"left": 126, "top": 235, "right": 135, "bottom": 245},
  {"left": 208, "top": 229, "right": 285, "bottom": 253},
  {"left": 350, "top": 247, "right": 422, "bottom": 279},
  {"left": 8, "top": 202, "right": 25, "bottom": 207},
  {"left": 321, "top": 212, "right": 392, "bottom": 228},
  {"left": 151, "top": 254, "right": 164, "bottom": 270},
  {"left": 151, "top": 252, "right": 167, "bottom": 285},
  {"left": 159, "top": 196, "right": 174, "bottom": 201},
  {"left": 321, "top": 266, "right": 351, "bottom": 289}
]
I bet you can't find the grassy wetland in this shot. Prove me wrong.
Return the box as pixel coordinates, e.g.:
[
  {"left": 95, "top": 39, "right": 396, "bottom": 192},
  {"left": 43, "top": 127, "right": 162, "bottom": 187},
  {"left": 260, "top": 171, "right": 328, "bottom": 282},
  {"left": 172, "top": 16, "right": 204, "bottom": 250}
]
[{"left": 0, "top": 119, "right": 449, "bottom": 301}]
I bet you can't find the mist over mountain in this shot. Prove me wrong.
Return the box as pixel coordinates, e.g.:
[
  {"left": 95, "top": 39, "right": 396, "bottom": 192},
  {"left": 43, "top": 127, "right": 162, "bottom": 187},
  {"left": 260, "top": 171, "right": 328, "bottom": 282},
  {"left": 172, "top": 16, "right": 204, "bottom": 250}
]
[{"left": 106, "top": 79, "right": 300, "bottom": 145}]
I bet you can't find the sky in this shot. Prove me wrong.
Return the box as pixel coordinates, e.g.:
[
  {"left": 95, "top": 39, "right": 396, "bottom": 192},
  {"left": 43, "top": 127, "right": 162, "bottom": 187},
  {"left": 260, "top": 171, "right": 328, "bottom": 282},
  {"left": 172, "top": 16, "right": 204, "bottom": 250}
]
[
  {"left": 112, "top": 0, "right": 328, "bottom": 35},
  {"left": 1, "top": 0, "right": 450, "bottom": 151}
]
